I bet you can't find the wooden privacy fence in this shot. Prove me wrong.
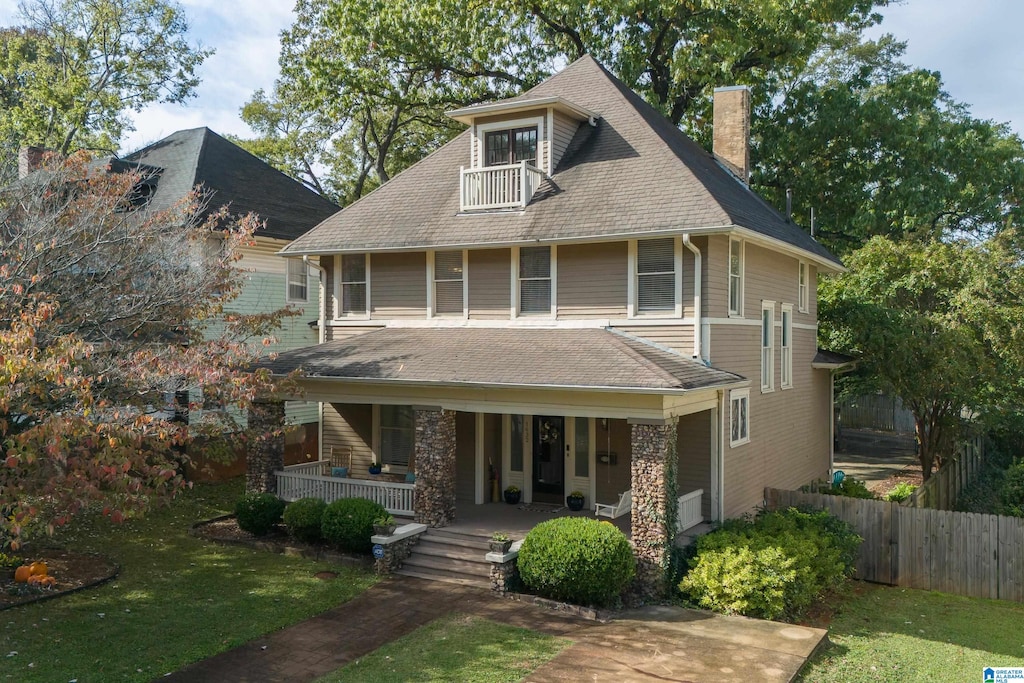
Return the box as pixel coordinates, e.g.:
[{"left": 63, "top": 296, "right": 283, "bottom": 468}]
[
  {"left": 906, "top": 434, "right": 985, "bottom": 510},
  {"left": 838, "top": 393, "right": 916, "bottom": 433},
  {"left": 766, "top": 487, "right": 1024, "bottom": 602}
]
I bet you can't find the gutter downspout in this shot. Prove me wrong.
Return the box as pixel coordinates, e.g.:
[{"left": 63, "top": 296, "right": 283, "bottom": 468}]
[{"left": 682, "top": 234, "right": 703, "bottom": 361}]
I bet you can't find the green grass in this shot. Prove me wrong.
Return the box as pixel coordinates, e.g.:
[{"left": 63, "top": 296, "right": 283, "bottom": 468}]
[
  {"left": 1, "top": 480, "right": 376, "bottom": 683},
  {"left": 800, "top": 583, "right": 1024, "bottom": 682},
  {"left": 314, "top": 613, "right": 571, "bottom": 683}
]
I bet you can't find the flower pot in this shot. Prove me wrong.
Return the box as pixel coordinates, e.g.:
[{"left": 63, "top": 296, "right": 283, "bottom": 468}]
[
  {"left": 489, "top": 539, "right": 513, "bottom": 553},
  {"left": 368, "top": 464, "right": 383, "bottom": 475},
  {"left": 566, "top": 495, "right": 585, "bottom": 511},
  {"left": 503, "top": 490, "right": 521, "bottom": 505},
  {"left": 372, "top": 523, "right": 397, "bottom": 536}
]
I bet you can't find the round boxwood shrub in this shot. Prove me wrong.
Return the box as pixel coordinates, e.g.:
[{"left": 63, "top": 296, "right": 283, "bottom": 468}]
[
  {"left": 517, "top": 517, "right": 635, "bottom": 607},
  {"left": 235, "top": 493, "right": 286, "bottom": 537},
  {"left": 283, "top": 497, "right": 327, "bottom": 543},
  {"left": 321, "top": 497, "right": 387, "bottom": 554}
]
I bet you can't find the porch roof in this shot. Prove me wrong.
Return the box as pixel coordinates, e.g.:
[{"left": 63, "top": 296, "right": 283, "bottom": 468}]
[{"left": 260, "top": 327, "right": 744, "bottom": 394}]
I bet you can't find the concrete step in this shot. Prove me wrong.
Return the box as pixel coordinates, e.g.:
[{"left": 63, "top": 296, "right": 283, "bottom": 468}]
[
  {"left": 414, "top": 541, "right": 490, "bottom": 562},
  {"left": 403, "top": 554, "right": 491, "bottom": 577},
  {"left": 394, "top": 566, "right": 490, "bottom": 588},
  {"left": 421, "top": 529, "right": 491, "bottom": 550}
]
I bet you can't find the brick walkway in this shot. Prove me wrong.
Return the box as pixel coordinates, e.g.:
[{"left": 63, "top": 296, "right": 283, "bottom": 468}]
[{"left": 158, "top": 577, "right": 826, "bottom": 683}]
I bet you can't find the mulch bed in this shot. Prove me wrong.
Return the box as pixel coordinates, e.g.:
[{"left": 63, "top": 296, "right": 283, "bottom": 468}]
[
  {"left": 869, "top": 467, "right": 924, "bottom": 496},
  {"left": 0, "top": 549, "right": 119, "bottom": 610}
]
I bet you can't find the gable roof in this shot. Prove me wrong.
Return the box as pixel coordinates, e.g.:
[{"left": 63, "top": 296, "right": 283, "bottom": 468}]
[
  {"left": 123, "top": 127, "right": 340, "bottom": 241},
  {"left": 281, "top": 55, "right": 840, "bottom": 269},
  {"left": 259, "top": 327, "right": 745, "bottom": 393}
]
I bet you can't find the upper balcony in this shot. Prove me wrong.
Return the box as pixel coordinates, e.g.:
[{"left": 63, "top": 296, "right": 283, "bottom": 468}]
[{"left": 460, "top": 160, "right": 545, "bottom": 212}]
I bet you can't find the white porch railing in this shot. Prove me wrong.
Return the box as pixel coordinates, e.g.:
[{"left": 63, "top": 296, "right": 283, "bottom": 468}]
[
  {"left": 283, "top": 460, "right": 324, "bottom": 476},
  {"left": 677, "top": 489, "right": 704, "bottom": 532},
  {"left": 275, "top": 470, "right": 415, "bottom": 517},
  {"left": 460, "top": 160, "right": 544, "bottom": 211}
]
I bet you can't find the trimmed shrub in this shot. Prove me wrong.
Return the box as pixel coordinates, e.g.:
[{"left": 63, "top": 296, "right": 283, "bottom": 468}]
[
  {"left": 283, "top": 497, "right": 327, "bottom": 543},
  {"left": 321, "top": 497, "right": 387, "bottom": 554},
  {"left": 517, "top": 517, "right": 635, "bottom": 607},
  {"left": 235, "top": 493, "right": 286, "bottom": 537},
  {"left": 883, "top": 482, "right": 918, "bottom": 502},
  {"left": 679, "top": 507, "right": 861, "bottom": 620}
]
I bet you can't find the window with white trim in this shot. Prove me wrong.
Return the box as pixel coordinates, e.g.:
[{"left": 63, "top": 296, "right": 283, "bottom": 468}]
[
  {"left": 286, "top": 258, "right": 308, "bottom": 303},
  {"left": 379, "top": 405, "right": 414, "bottom": 469},
  {"left": 338, "top": 253, "right": 368, "bottom": 316},
  {"left": 518, "top": 245, "right": 551, "bottom": 314},
  {"left": 730, "top": 389, "right": 749, "bottom": 447},
  {"left": 433, "top": 250, "right": 465, "bottom": 315},
  {"left": 729, "top": 238, "right": 744, "bottom": 316},
  {"left": 781, "top": 304, "right": 793, "bottom": 389},
  {"left": 798, "top": 261, "right": 808, "bottom": 312},
  {"left": 761, "top": 301, "right": 775, "bottom": 392},
  {"left": 636, "top": 237, "right": 677, "bottom": 313}
]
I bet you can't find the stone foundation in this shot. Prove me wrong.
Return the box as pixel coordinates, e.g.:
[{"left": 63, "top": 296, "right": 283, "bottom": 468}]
[
  {"left": 372, "top": 524, "right": 426, "bottom": 575},
  {"left": 629, "top": 422, "right": 677, "bottom": 600},
  {"left": 413, "top": 408, "right": 456, "bottom": 527},
  {"left": 246, "top": 401, "right": 285, "bottom": 494}
]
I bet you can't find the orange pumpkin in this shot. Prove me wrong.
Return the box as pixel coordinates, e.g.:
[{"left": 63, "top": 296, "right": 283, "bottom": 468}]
[
  {"left": 42, "top": 576, "right": 56, "bottom": 587},
  {"left": 29, "top": 561, "right": 47, "bottom": 577},
  {"left": 26, "top": 574, "right": 42, "bottom": 585},
  {"left": 13, "top": 565, "right": 31, "bottom": 583}
]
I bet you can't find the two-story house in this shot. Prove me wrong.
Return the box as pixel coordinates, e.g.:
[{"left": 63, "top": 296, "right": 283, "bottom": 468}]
[{"left": 258, "top": 55, "right": 848, "bottom": 590}]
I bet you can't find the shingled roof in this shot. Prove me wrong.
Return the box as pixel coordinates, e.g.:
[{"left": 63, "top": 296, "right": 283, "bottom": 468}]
[
  {"left": 281, "top": 55, "right": 840, "bottom": 269},
  {"left": 259, "top": 327, "right": 745, "bottom": 393},
  {"left": 123, "top": 128, "right": 339, "bottom": 241}
]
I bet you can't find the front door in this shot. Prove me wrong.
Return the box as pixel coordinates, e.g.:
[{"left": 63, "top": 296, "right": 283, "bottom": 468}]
[{"left": 532, "top": 415, "right": 564, "bottom": 504}]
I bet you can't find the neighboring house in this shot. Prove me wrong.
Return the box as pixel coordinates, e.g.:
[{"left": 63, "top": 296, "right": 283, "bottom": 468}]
[
  {"left": 260, "top": 56, "right": 849, "bottom": 569},
  {"left": 120, "top": 128, "right": 340, "bottom": 458}
]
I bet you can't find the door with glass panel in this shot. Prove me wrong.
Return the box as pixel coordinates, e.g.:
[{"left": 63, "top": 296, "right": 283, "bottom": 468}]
[
  {"left": 531, "top": 415, "right": 564, "bottom": 503},
  {"left": 484, "top": 126, "right": 538, "bottom": 204}
]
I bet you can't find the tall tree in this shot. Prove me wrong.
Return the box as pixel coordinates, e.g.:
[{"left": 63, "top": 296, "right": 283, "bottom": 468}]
[
  {"left": 0, "top": 0, "right": 211, "bottom": 177},
  {"left": 0, "top": 152, "right": 291, "bottom": 545}
]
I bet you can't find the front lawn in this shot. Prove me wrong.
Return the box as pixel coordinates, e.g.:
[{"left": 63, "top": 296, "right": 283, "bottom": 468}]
[
  {"left": 800, "top": 583, "right": 1024, "bottom": 682},
  {"left": 1, "top": 480, "right": 376, "bottom": 683},
  {"left": 314, "top": 613, "right": 571, "bottom": 683}
]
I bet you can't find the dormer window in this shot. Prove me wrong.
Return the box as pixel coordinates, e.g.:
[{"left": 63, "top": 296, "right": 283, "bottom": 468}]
[{"left": 485, "top": 127, "right": 538, "bottom": 167}]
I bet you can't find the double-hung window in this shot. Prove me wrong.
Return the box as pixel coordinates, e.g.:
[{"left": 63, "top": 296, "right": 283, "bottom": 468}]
[
  {"left": 338, "top": 253, "right": 368, "bottom": 317},
  {"left": 518, "top": 246, "right": 552, "bottom": 315},
  {"left": 379, "top": 405, "right": 414, "bottom": 469},
  {"left": 730, "top": 389, "right": 750, "bottom": 447},
  {"left": 729, "top": 238, "right": 744, "bottom": 316},
  {"left": 798, "top": 261, "right": 809, "bottom": 312},
  {"left": 433, "top": 250, "right": 465, "bottom": 316},
  {"left": 636, "top": 238, "right": 677, "bottom": 313},
  {"left": 761, "top": 301, "right": 775, "bottom": 392},
  {"left": 781, "top": 304, "right": 793, "bottom": 389},
  {"left": 286, "top": 258, "right": 308, "bottom": 303}
]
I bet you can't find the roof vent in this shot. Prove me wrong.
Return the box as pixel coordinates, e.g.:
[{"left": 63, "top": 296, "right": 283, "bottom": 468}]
[{"left": 712, "top": 86, "right": 751, "bottom": 185}]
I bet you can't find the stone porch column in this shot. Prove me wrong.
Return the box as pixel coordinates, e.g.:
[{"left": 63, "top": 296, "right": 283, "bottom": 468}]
[
  {"left": 413, "top": 407, "right": 456, "bottom": 527},
  {"left": 246, "top": 400, "right": 285, "bottom": 494},
  {"left": 630, "top": 421, "right": 678, "bottom": 600}
]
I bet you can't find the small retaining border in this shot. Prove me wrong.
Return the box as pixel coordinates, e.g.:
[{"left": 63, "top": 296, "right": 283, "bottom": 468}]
[{"left": 0, "top": 552, "right": 119, "bottom": 612}]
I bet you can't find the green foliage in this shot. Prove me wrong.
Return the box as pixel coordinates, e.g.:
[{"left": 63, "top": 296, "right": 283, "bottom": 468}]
[
  {"left": 956, "top": 447, "right": 1019, "bottom": 516},
  {"left": 883, "top": 482, "right": 918, "bottom": 503},
  {"left": 0, "top": 552, "right": 21, "bottom": 568},
  {"left": 679, "top": 508, "right": 861, "bottom": 620},
  {"left": 518, "top": 517, "right": 635, "bottom": 607},
  {"left": 321, "top": 498, "right": 387, "bottom": 554},
  {"left": 283, "top": 497, "right": 327, "bottom": 543},
  {"left": 1000, "top": 461, "right": 1024, "bottom": 517},
  {"left": 829, "top": 477, "right": 876, "bottom": 499},
  {"left": 235, "top": 493, "right": 286, "bottom": 537}
]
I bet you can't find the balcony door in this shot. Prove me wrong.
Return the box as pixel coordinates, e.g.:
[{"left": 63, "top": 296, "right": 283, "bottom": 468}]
[
  {"left": 484, "top": 127, "right": 538, "bottom": 167},
  {"left": 532, "top": 415, "right": 564, "bottom": 504}
]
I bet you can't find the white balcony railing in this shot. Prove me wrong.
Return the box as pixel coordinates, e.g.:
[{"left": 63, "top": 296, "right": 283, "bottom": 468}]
[
  {"left": 677, "top": 489, "right": 704, "bottom": 532},
  {"left": 460, "top": 160, "right": 544, "bottom": 211}
]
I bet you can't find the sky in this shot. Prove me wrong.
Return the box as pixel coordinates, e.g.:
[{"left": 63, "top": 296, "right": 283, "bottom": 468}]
[{"left": 1, "top": 0, "right": 1022, "bottom": 154}]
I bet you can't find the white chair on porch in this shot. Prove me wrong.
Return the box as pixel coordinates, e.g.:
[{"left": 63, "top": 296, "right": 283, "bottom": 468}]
[{"left": 595, "top": 490, "right": 632, "bottom": 519}]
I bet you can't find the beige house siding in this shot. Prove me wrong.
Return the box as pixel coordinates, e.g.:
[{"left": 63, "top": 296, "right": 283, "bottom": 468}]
[
  {"left": 370, "top": 252, "right": 426, "bottom": 319},
  {"left": 594, "top": 419, "right": 631, "bottom": 505},
  {"left": 557, "top": 241, "right": 627, "bottom": 318},
  {"left": 468, "top": 248, "right": 511, "bottom": 318},
  {"left": 552, "top": 111, "right": 580, "bottom": 170},
  {"left": 706, "top": 235, "right": 731, "bottom": 319},
  {"left": 322, "top": 403, "right": 374, "bottom": 473},
  {"left": 455, "top": 411, "right": 477, "bottom": 504},
  {"left": 612, "top": 325, "right": 694, "bottom": 356},
  {"left": 677, "top": 411, "right": 712, "bottom": 520},
  {"left": 324, "top": 325, "right": 382, "bottom": 342}
]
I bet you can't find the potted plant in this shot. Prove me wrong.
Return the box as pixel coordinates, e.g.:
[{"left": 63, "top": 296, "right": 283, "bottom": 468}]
[
  {"left": 503, "top": 485, "right": 521, "bottom": 505},
  {"left": 489, "top": 532, "right": 512, "bottom": 553},
  {"left": 372, "top": 513, "right": 396, "bottom": 536},
  {"left": 566, "top": 491, "right": 585, "bottom": 511},
  {"left": 368, "top": 462, "right": 383, "bottom": 475}
]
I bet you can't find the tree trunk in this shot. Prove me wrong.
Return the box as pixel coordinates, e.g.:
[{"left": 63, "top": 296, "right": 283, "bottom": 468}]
[{"left": 915, "top": 415, "right": 934, "bottom": 481}]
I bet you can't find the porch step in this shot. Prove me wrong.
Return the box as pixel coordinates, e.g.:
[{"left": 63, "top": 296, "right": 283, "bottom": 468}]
[
  {"left": 393, "top": 566, "right": 490, "bottom": 588},
  {"left": 413, "top": 542, "right": 490, "bottom": 564},
  {"left": 402, "top": 553, "right": 490, "bottom": 577},
  {"left": 394, "top": 529, "right": 494, "bottom": 589},
  {"left": 418, "top": 528, "right": 491, "bottom": 550}
]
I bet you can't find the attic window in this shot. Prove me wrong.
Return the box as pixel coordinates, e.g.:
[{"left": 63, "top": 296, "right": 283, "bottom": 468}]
[{"left": 485, "top": 127, "right": 538, "bottom": 167}]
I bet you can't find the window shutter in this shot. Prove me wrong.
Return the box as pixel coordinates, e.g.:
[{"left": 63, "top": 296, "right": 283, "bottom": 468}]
[
  {"left": 637, "top": 238, "right": 675, "bottom": 312},
  {"left": 434, "top": 251, "right": 463, "bottom": 314}
]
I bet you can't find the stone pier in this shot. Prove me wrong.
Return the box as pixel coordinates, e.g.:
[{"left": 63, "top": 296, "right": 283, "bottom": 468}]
[
  {"left": 629, "top": 421, "right": 678, "bottom": 600},
  {"left": 246, "top": 400, "right": 285, "bottom": 494},
  {"left": 413, "top": 407, "right": 456, "bottom": 527}
]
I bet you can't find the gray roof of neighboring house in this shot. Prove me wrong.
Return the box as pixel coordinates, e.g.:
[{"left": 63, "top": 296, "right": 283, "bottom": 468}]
[
  {"left": 259, "top": 327, "right": 745, "bottom": 392},
  {"left": 812, "top": 349, "right": 857, "bottom": 368},
  {"left": 281, "top": 55, "right": 841, "bottom": 268},
  {"left": 122, "top": 127, "right": 340, "bottom": 241}
]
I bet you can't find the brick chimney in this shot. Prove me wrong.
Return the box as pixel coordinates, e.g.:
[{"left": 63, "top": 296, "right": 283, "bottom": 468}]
[
  {"left": 712, "top": 86, "right": 751, "bottom": 184},
  {"left": 18, "top": 146, "right": 47, "bottom": 178}
]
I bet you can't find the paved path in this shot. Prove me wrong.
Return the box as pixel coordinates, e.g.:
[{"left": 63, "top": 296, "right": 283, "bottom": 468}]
[
  {"left": 159, "top": 578, "right": 826, "bottom": 683},
  {"left": 835, "top": 428, "right": 918, "bottom": 487}
]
